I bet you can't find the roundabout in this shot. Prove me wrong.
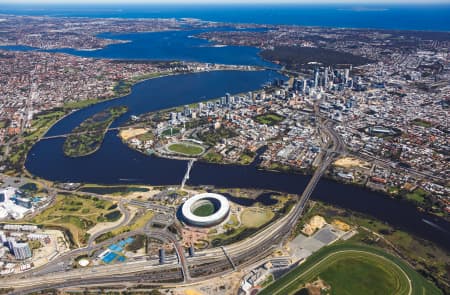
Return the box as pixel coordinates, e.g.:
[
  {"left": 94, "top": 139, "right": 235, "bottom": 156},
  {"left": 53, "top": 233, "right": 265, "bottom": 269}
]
[{"left": 181, "top": 193, "right": 230, "bottom": 227}]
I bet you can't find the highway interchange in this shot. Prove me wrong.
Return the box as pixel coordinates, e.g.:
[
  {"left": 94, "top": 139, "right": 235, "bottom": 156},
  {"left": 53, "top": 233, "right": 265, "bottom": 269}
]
[{"left": 0, "top": 115, "right": 342, "bottom": 294}]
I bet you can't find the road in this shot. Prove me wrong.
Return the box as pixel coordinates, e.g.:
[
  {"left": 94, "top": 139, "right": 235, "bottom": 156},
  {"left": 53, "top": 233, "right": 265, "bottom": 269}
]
[
  {"left": 0, "top": 118, "right": 341, "bottom": 294},
  {"left": 38, "top": 126, "right": 125, "bottom": 141},
  {"left": 86, "top": 199, "right": 131, "bottom": 247}
]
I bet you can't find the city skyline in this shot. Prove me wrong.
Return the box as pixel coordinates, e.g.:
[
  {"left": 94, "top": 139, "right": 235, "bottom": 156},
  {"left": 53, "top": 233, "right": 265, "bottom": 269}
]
[{"left": 0, "top": 3, "right": 448, "bottom": 294}]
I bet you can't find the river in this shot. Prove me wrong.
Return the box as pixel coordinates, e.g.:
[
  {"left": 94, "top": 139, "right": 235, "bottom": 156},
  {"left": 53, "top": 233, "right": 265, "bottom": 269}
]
[{"left": 25, "top": 70, "right": 450, "bottom": 251}]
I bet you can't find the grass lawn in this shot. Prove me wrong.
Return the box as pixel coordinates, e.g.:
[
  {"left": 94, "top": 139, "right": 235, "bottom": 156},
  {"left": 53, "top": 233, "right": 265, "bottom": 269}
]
[
  {"left": 28, "top": 194, "right": 117, "bottom": 247},
  {"left": 301, "top": 201, "right": 449, "bottom": 290},
  {"left": 260, "top": 274, "right": 274, "bottom": 288},
  {"left": 319, "top": 256, "right": 404, "bottom": 295},
  {"left": 167, "top": 142, "right": 204, "bottom": 156},
  {"left": 240, "top": 208, "right": 274, "bottom": 228},
  {"left": 193, "top": 203, "right": 216, "bottom": 216},
  {"left": 79, "top": 185, "right": 149, "bottom": 196},
  {"left": 161, "top": 128, "right": 180, "bottom": 137},
  {"left": 411, "top": 119, "right": 432, "bottom": 128},
  {"left": 260, "top": 243, "right": 441, "bottom": 295},
  {"left": 254, "top": 112, "right": 285, "bottom": 126},
  {"left": 62, "top": 98, "right": 103, "bottom": 111},
  {"left": 63, "top": 105, "right": 128, "bottom": 157},
  {"left": 94, "top": 210, "right": 154, "bottom": 243},
  {"left": 111, "top": 210, "right": 154, "bottom": 236},
  {"left": 4, "top": 110, "right": 65, "bottom": 174},
  {"left": 225, "top": 214, "right": 239, "bottom": 227},
  {"left": 202, "top": 150, "right": 223, "bottom": 163},
  {"left": 405, "top": 188, "right": 428, "bottom": 204},
  {"left": 238, "top": 149, "right": 256, "bottom": 165},
  {"left": 197, "top": 127, "right": 238, "bottom": 146},
  {"left": 0, "top": 120, "right": 8, "bottom": 128},
  {"left": 209, "top": 207, "right": 276, "bottom": 246}
]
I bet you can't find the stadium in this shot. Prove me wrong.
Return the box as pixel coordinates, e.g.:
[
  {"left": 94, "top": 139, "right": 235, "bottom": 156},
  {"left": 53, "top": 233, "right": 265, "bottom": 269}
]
[{"left": 181, "top": 193, "right": 230, "bottom": 227}]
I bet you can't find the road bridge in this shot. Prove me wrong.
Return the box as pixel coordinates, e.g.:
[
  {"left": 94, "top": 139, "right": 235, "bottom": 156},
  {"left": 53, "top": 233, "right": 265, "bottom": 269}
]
[
  {"left": 38, "top": 127, "right": 125, "bottom": 140},
  {"left": 1, "top": 119, "right": 342, "bottom": 293},
  {"left": 181, "top": 159, "right": 195, "bottom": 190}
]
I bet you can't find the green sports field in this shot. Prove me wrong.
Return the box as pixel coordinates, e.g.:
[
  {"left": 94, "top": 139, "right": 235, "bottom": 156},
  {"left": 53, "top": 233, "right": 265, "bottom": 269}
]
[
  {"left": 167, "top": 142, "right": 204, "bottom": 156},
  {"left": 193, "top": 202, "right": 216, "bottom": 216},
  {"left": 260, "top": 243, "right": 441, "bottom": 295}
]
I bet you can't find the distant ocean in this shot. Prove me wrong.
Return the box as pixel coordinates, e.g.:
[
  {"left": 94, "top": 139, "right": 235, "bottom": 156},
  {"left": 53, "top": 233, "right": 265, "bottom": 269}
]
[{"left": 1, "top": 4, "right": 450, "bottom": 31}]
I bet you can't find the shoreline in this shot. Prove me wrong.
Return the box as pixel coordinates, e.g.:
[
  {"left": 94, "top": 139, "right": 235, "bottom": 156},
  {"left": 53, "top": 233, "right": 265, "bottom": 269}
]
[
  {"left": 63, "top": 106, "right": 128, "bottom": 158},
  {"left": 113, "top": 133, "right": 448, "bottom": 222},
  {"left": 19, "top": 69, "right": 450, "bottom": 253},
  {"left": 20, "top": 66, "right": 445, "bottom": 224}
]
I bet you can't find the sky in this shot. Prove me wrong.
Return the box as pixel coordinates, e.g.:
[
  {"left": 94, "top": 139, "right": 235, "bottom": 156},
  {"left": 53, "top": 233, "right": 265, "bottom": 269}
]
[{"left": 1, "top": 0, "right": 449, "bottom": 4}]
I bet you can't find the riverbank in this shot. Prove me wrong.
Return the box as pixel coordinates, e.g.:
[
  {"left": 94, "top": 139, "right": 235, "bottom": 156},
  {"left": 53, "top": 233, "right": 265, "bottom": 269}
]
[
  {"left": 63, "top": 106, "right": 128, "bottom": 157},
  {"left": 0, "top": 69, "right": 179, "bottom": 175},
  {"left": 24, "top": 70, "right": 450, "bottom": 254},
  {"left": 291, "top": 200, "right": 449, "bottom": 293}
]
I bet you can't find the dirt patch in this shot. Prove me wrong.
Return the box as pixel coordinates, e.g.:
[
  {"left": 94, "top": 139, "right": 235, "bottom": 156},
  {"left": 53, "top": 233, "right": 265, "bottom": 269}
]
[
  {"left": 119, "top": 128, "right": 148, "bottom": 141},
  {"left": 331, "top": 219, "right": 351, "bottom": 231},
  {"left": 241, "top": 207, "right": 274, "bottom": 228},
  {"left": 334, "top": 157, "right": 370, "bottom": 169},
  {"left": 302, "top": 215, "right": 326, "bottom": 236},
  {"left": 306, "top": 279, "right": 330, "bottom": 295},
  {"left": 184, "top": 290, "right": 204, "bottom": 295}
]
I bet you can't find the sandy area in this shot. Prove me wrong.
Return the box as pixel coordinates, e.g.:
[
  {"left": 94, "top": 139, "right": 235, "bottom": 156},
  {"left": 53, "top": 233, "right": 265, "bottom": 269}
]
[
  {"left": 332, "top": 219, "right": 351, "bottom": 231},
  {"left": 334, "top": 157, "right": 371, "bottom": 169},
  {"left": 31, "top": 229, "right": 69, "bottom": 268},
  {"left": 174, "top": 271, "right": 242, "bottom": 295},
  {"left": 87, "top": 207, "right": 126, "bottom": 236},
  {"left": 302, "top": 215, "right": 326, "bottom": 236},
  {"left": 99, "top": 187, "right": 162, "bottom": 201},
  {"left": 129, "top": 189, "right": 159, "bottom": 200},
  {"left": 119, "top": 128, "right": 149, "bottom": 141}
]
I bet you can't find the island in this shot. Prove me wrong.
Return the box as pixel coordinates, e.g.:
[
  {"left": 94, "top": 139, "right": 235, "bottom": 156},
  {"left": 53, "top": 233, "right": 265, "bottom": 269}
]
[
  {"left": 63, "top": 105, "right": 128, "bottom": 157},
  {"left": 0, "top": 10, "right": 448, "bottom": 295}
]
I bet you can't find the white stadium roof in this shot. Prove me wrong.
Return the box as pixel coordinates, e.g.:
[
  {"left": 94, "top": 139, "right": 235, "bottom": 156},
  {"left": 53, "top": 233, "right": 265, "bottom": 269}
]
[{"left": 181, "top": 193, "right": 230, "bottom": 227}]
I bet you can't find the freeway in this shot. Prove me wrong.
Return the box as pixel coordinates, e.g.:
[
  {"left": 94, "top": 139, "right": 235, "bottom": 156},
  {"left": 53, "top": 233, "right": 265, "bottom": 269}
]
[
  {"left": 6, "top": 229, "right": 186, "bottom": 290},
  {"left": 0, "top": 119, "right": 341, "bottom": 293}
]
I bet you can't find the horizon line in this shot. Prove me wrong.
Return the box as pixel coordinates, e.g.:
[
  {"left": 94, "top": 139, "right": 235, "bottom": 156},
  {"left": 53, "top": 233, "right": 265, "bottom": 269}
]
[{"left": 2, "top": 1, "right": 450, "bottom": 5}]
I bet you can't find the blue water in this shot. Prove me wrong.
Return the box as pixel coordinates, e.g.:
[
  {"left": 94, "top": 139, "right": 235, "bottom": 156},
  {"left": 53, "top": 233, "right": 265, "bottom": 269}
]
[
  {"left": 44, "top": 70, "right": 283, "bottom": 137},
  {"left": 25, "top": 70, "right": 450, "bottom": 250},
  {"left": 1, "top": 4, "right": 450, "bottom": 31},
  {"left": 4, "top": 3, "right": 450, "bottom": 250},
  {"left": 52, "top": 30, "right": 274, "bottom": 66},
  {"left": 0, "top": 29, "right": 275, "bottom": 67}
]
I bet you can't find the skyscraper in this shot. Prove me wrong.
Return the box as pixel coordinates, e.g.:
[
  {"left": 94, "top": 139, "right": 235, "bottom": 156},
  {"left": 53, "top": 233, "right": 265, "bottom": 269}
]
[
  {"left": 314, "top": 68, "right": 319, "bottom": 89},
  {"left": 183, "top": 105, "right": 191, "bottom": 117},
  {"left": 225, "top": 93, "right": 231, "bottom": 105},
  {"left": 344, "top": 68, "right": 350, "bottom": 84}
]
